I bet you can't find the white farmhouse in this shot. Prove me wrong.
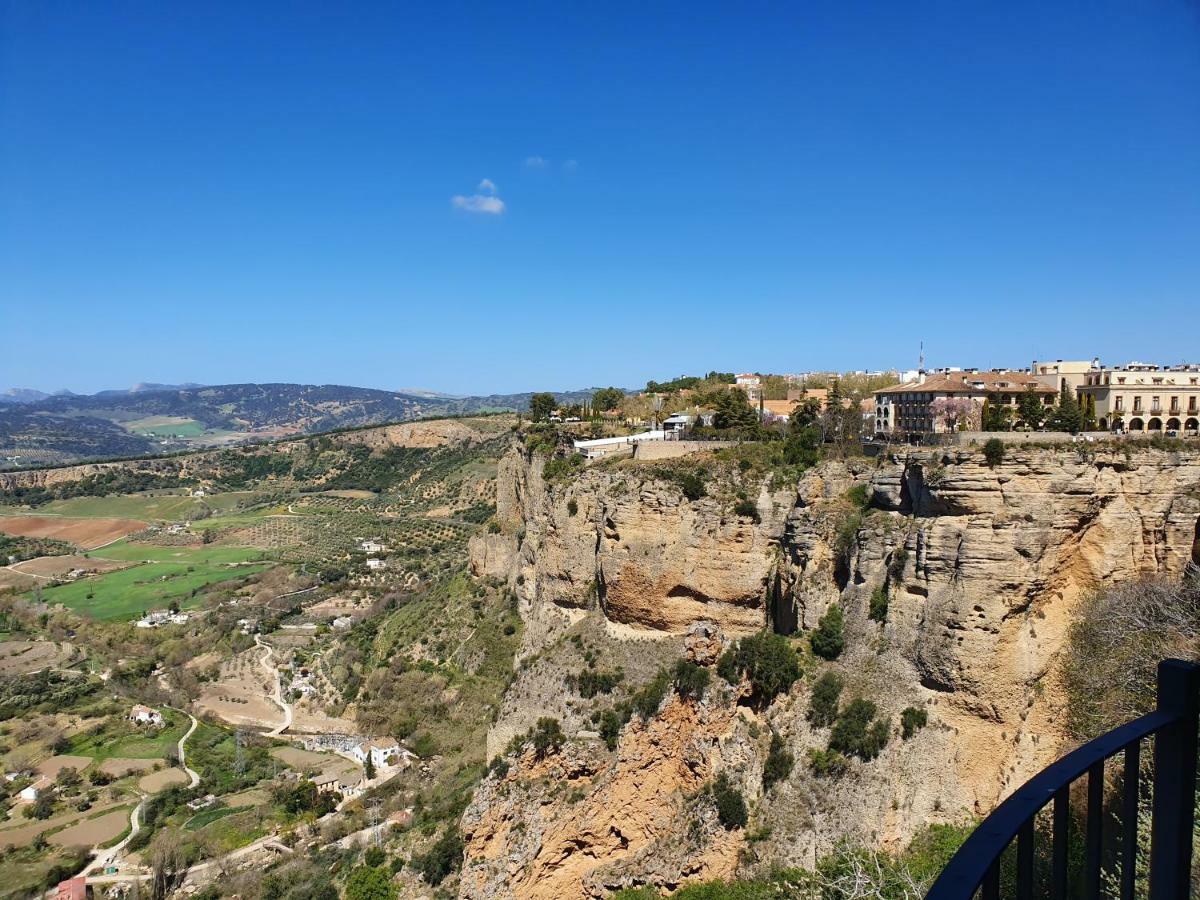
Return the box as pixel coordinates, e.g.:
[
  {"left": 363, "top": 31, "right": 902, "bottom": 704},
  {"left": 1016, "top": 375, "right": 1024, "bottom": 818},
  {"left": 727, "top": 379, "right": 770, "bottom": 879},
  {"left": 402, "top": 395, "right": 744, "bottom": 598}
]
[
  {"left": 20, "top": 775, "right": 51, "bottom": 803},
  {"left": 351, "top": 738, "right": 405, "bottom": 769},
  {"left": 360, "top": 540, "right": 387, "bottom": 554},
  {"left": 366, "top": 558, "right": 387, "bottom": 571},
  {"left": 130, "top": 704, "right": 164, "bottom": 727}
]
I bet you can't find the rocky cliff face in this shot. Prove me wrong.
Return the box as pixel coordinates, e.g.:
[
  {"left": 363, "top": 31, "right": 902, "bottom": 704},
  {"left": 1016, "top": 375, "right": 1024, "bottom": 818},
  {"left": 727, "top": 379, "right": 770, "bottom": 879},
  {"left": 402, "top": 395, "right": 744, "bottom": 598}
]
[{"left": 463, "top": 443, "right": 1200, "bottom": 898}]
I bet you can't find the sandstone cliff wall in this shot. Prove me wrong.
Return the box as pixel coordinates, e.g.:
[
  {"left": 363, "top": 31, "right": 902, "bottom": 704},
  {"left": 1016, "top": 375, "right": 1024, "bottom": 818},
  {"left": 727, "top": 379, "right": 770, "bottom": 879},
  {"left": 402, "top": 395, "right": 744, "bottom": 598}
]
[{"left": 462, "top": 444, "right": 1200, "bottom": 898}]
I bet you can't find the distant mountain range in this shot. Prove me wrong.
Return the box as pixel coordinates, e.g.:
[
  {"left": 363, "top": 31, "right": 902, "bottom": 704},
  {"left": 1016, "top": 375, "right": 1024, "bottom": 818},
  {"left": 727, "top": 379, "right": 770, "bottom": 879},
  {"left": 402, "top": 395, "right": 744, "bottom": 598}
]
[{"left": 0, "top": 382, "right": 600, "bottom": 468}]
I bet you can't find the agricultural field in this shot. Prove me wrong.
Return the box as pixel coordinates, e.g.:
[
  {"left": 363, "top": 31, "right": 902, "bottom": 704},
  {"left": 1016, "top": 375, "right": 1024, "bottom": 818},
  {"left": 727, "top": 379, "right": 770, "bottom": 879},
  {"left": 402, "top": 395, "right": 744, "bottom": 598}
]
[
  {"left": 10, "top": 555, "right": 131, "bottom": 578},
  {"left": 36, "top": 557, "right": 271, "bottom": 621},
  {"left": 68, "top": 717, "right": 187, "bottom": 764},
  {"left": 125, "top": 416, "right": 207, "bottom": 438},
  {"left": 195, "top": 647, "right": 286, "bottom": 731},
  {"left": 0, "top": 515, "right": 145, "bottom": 550},
  {"left": 0, "top": 641, "right": 82, "bottom": 675},
  {"left": 91, "top": 539, "right": 266, "bottom": 565}
]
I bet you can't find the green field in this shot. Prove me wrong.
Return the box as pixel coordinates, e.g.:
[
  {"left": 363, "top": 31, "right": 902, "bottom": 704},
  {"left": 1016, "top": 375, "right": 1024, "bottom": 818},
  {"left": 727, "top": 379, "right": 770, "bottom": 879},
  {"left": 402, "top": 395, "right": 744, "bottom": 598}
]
[
  {"left": 185, "top": 804, "right": 252, "bottom": 831},
  {"left": 0, "top": 491, "right": 265, "bottom": 522},
  {"left": 38, "top": 558, "right": 271, "bottom": 620},
  {"left": 126, "top": 418, "right": 206, "bottom": 438},
  {"left": 91, "top": 539, "right": 266, "bottom": 565},
  {"left": 68, "top": 710, "right": 187, "bottom": 761}
]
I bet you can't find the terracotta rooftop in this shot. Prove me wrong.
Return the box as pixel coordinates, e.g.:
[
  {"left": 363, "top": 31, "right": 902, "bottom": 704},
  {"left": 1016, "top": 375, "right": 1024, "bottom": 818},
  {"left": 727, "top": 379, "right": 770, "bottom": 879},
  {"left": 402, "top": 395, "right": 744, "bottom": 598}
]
[{"left": 876, "top": 373, "right": 1054, "bottom": 395}]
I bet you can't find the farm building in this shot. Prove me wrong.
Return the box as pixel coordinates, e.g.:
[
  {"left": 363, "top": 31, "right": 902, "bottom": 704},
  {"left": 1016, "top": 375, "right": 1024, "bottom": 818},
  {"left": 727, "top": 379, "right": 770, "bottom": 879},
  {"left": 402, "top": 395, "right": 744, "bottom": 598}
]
[
  {"left": 20, "top": 775, "right": 51, "bottom": 802},
  {"left": 351, "top": 738, "right": 406, "bottom": 769},
  {"left": 130, "top": 704, "right": 164, "bottom": 727}
]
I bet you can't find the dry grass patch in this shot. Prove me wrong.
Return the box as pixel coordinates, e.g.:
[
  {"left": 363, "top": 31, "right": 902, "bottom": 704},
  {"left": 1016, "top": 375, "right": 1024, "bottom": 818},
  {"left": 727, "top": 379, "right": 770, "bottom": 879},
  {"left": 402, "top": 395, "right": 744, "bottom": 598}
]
[
  {"left": 138, "top": 767, "right": 189, "bottom": 792},
  {"left": 49, "top": 808, "right": 131, "bottom": 848},
  {"left": 0, "top": 640, "right": 79, "bottom": 675},
  {"left": 36, "top": 755, "right": 93, "bottom": 778},
  {"left": 98, "top": 757, "right": 158, "bottom": 778}
]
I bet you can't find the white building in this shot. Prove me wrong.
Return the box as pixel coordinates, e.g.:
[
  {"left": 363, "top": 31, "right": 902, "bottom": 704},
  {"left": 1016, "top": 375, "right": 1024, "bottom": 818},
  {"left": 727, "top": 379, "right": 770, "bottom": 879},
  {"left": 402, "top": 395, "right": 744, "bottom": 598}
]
[
  {"left": 572, "top": 430, "right": 666, "bottom": 460},
  {"left": 366, "top": 558, "right": 387, "bottom": 571},
  {"left": 130, "top": 704, "right": 165, "bottom": 727},
  {"left": 20, "top": 775, "right": 51, "bottom": 803},
  {"left": 351, "top": 738, "right": 406, "bottom": 769},
  {"left": 360, "top": 540, "right": 386, "bottom": 554}
]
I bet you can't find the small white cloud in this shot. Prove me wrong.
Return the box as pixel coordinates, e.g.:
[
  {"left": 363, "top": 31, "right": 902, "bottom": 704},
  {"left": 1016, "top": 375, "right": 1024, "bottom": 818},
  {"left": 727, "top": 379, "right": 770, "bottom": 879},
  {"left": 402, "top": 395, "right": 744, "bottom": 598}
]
[
  {"left": 452, "top": 194, "right": 506, "bottom": 214},
  {"left": 478, "top": 178, "right": 497, "bottom": 194},
  {"left": 524, "top": 155, "right": 548, "bottom": 168},
  {"left": 563, "top": 159, "right": 578, "bottom": 172}
]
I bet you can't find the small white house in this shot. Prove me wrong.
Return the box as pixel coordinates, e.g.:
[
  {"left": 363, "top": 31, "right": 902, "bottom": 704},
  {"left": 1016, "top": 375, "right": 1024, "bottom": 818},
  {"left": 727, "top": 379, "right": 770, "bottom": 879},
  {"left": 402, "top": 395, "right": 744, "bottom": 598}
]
[
  {"left": 20, "top": 775, "right": 51, "bottom": 803},
  {"left": 192, "top": 488, "right": 206, "bottom": 498},
  {"left": 360, "top": 540, "right": 386, "bottom": 554},
  {"left": 130, "top": 704, "right": 164, "bottom": 727},
  {"left": 366, "top": 558, "right": 387, "bottom": 571},
  {"left": 351, "top": 738, "right": 405, "bottom": 769}
]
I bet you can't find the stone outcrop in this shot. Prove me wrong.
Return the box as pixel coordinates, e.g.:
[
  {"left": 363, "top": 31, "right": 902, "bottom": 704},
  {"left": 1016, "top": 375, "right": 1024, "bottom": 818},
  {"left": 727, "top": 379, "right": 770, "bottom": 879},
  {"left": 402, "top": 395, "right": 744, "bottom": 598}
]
[{"left": 462, "top": 443, "right": 1200, "bottom": 898}]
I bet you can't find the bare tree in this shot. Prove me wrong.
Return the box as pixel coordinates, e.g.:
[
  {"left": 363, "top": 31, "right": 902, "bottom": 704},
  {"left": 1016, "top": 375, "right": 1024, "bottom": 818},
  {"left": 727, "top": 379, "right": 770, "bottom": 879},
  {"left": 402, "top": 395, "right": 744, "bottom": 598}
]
[
  {"left": 148, "top": 828, "right": 188, "bottom": 900},
  {"left": 1062, "top": 574, "right": 1200, "bottom": 740}
]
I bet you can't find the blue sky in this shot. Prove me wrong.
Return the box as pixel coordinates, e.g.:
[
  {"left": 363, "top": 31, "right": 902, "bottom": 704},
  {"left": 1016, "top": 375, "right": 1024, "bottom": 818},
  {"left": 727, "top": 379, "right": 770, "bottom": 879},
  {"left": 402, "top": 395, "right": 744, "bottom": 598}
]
[{"left": 2, "top": 1, "right": 1198, "bottom": 395}]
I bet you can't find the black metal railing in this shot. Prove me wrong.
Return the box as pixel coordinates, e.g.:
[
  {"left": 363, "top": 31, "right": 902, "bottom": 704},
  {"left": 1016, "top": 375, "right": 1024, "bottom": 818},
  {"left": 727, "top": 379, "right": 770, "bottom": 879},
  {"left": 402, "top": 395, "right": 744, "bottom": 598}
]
[{"left": 925, "top": 659, "right": 1200, "bottom": 900}]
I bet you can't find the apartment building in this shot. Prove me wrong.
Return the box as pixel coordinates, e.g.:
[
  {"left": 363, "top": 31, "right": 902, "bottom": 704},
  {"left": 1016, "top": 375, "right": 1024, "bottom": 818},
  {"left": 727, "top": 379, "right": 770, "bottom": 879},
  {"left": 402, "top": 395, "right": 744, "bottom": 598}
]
[
  {"left": 1078, "top": 363, "right": 1200, "bottom": 433},
  {"left": 1031, "top": 359, "right": 1100, "bottom": 395},
  {"left": 874, "top": 370, "right": 1055, "bottom": 435}
]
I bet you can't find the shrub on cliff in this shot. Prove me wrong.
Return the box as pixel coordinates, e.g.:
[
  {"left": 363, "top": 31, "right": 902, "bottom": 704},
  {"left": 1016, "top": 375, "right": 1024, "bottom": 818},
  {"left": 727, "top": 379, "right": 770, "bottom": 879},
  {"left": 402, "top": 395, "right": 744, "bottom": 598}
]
[
  {"left": 761, "top": 731, "right": 795, "bottom": 792},
  {"left": 829, "top": 698, "right": 890, "bottom": 761},
  {"left": 716, "top": 631, "right": 801, "bottom": 705},
  {"left": 733, "top": 498, "right": 760, "bottom": 523},
  {"left": 532, "top": 717, "right": 565, "bottom": 758},
  {"left": 901, "top": 705, "right": 928, "bottom": 739},
  {"left": 983, "top": 438, "right": 1006, "bottom": 467},
  {"left": 807, "top": 670, "right": 843, "bottom": 727},
  {"left": 807, "top": 747, "right": 849, "bottom": 778},
  {"left": 868, "top": 585, "right": 889, "bottom": 623},
  {"left": 709, "top": 773, "right": 748, "bottom": 830},
  {"left": 673, "top": 659, "right": 711, "bottom": 701},
  {"left": 810, "top": 604, "right": 845, "bottom": 660},
  {"left": 632, "top": 670, "right": 672, "bottom": 720},
  {"left": 411, "top": 827, "right": 463, "bottom": 886}
]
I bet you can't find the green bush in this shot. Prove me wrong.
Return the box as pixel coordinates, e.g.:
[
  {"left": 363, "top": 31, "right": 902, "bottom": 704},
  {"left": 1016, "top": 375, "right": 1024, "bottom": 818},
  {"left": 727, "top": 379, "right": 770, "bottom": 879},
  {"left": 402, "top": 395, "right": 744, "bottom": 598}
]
[
  {"left": 532, "top": 717, "right": 565, "bottom": 758},
  {"left": 567, "top": 498, "right": 578, "bottom": 516},
  {"left": 761, "top": 731, "right": 794, "bottom": 792},
  {"left": 732, "top": 499, "right": 760, "bottom": 523},
  {"left": 845, "top": 483, "right": 870, "bottom": 509},
  {"left": 810, "top": 604, "right": 845, "bottom": 660},
  {"left": 716, "top": 631, "right": 801, "bottom": 706},
  {"left": 868, "top": 585, "right": 889, "bottom": 623},
  {"left": 709, "top": 773, "right": 748, "bottom": 830},
  {"left": 411, "top": 827, "right": 463, "bottom": 886},
  {"left": 901, "top": 706, "right": 928, "bottom": 739},
  {"left": 672, "top": 469, "right": 707, "bottom": 501},
  {"left": 543, "top": 454, "right": 585, "bottom": 480},
  {"left": 673, "top": 659, "right": 711, "bottom": 701},
  {"left": 807, "top": 747, "right": 849, "bottom": 777},
  {"left": 568, "top": 669, "right": 623, "bottom": 698},
  {"left": 807, "top": 670, "right": 843, "bottom": 727},
  {"left": 983, "top": 438, "right": 1006, "bottom": 468},
  {"left": 632, "top": 670, "right": 672, "bottom": 719},
  {"left": 829, "top": 698, "right": 890, "bottom": 761}
]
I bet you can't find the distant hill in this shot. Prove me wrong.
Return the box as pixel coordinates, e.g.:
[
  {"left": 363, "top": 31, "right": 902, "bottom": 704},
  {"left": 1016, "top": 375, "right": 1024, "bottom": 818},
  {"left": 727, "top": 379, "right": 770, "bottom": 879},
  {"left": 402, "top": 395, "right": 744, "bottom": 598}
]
[{"left": 0, "top": 382, "right": 599, "bottom": 468}]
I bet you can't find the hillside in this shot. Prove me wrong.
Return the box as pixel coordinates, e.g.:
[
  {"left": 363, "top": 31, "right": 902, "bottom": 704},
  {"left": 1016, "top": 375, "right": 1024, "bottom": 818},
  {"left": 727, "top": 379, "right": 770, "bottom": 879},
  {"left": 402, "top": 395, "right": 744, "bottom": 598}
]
[{"left": 0, "top": 382, "right": 599, "bottom": 469}]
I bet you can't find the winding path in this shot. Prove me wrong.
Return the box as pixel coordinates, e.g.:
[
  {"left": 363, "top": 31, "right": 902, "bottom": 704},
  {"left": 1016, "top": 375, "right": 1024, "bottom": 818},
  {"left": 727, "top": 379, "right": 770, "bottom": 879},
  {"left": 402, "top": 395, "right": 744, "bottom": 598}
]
[
  {"left": 74, "top": 708, "right": 200, "bottom": 880},
  {"left": 176, "top": 710, "right": 201, "bottom": 788},
  {"left": 256, "top": 635, "right": 293, "bottom": 736}
]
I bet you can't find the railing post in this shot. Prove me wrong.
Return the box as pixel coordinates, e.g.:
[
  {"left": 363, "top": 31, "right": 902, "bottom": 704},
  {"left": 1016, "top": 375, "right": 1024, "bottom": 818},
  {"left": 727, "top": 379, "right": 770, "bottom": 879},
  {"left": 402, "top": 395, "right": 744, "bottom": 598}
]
[{"left": 1148, "top": 659, "right": 1200, "bottom": 900}]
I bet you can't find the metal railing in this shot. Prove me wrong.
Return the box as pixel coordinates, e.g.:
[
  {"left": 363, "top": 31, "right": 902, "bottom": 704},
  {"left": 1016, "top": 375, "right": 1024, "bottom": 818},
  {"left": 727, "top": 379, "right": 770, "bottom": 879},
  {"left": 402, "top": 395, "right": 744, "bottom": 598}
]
[{"left": 925, "top": 659, "right": 1200, "bottom": 900}]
